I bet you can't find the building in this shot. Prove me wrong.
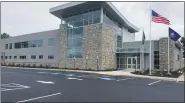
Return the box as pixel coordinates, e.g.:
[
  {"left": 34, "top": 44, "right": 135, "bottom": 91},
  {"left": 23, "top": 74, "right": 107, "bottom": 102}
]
[{"left": 0, "top": 1, "right": 184, "bottom": 71}]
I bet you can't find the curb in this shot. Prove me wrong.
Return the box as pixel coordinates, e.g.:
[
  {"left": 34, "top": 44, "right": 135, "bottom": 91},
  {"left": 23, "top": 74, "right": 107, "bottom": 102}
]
[{"left": 2, "top": 66, "right": 177, "bottom": 81}]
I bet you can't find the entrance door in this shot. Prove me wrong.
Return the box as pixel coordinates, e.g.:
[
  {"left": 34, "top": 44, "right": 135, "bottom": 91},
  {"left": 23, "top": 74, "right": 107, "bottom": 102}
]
[
  {"left": 127, "top": 57, "right": 132, "bottom": 69},
  {"left": 127, "top": 57, "right": 137, "bottom": 69}
]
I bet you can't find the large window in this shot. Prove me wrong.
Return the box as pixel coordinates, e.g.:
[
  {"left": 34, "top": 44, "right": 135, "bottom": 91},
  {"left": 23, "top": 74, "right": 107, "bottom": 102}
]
[
  {"left": 64, "top": 8, "right": 101, "bottom": 58},
  {"left": 154, "top": 51, "right": 159, "bottom": 69},
  {"left": 67, "top": 27, "right": 83, "bottom": 58},
  {"left": 48, "top": 38, "right": 56, "bottom": 46},
  {"left": 15, "top": 40, "right": 43, "bottom": 49},
  {"left": 63, "top": 7, "right": 101, "bottom": 28}
]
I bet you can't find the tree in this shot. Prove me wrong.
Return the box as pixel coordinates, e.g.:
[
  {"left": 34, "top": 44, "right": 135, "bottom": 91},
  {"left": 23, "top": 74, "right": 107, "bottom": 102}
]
[{"left": 1, "top": 33, "right": 10, "bottom": 39}]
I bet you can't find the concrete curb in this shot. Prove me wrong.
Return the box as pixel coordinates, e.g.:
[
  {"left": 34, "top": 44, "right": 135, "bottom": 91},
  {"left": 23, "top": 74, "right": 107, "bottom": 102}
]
[{"left": 2, "top": 66, "right": 177, "bottom": 81}]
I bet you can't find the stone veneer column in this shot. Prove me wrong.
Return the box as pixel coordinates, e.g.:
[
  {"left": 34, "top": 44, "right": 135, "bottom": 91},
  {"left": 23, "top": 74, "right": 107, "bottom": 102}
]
[
  {"left": 159, "top": 38, "right": 174, "bottom": 71},
  {"left": 59, "top": 23, "right": 116, "bottom": 70},
  {"left": 101, "top": 24, "right": 116, "bottom": 70}
]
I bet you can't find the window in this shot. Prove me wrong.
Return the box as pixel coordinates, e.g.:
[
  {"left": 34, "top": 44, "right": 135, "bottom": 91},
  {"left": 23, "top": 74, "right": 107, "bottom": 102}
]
[
  {"left": 14, "top": 42, "right": 21, "bottom": 49},
  {"left": 14, "top": 56, "right": 17, "bottom": 59},
  {"left": 20, "top": 56, "right": 26, "bottom": 59},
  {"left": 154, "top": 51, "right": 159, "bottom": 69},
  {"left": 39, "top": 55, "right": 43, "bottom": 59},
  {"left": 1, "top": 56, "right": 3, "bottom": 60},
  {"left": 67, "top": 27, "right": 83, "bottom": 58},
  {"left": 48, "top": 55, "right": 54, "bottom": 59},
  {"left": 5, "top": 56, "right": 7, "bottom": 59},
  {"left": 9, "top": 43, "right": 12, "bottom": 49},
  {"left": 31, "top": 55, "right": 36, "bottom": 59},
  {"left": 9, "top": 56, "right": 11, "bottom": 59},
  {"left": 5, "top": 44, "right": 8, "bottom": 49},
  {"left": 48, "top": 38, "right": 56, "bottom": 46}
]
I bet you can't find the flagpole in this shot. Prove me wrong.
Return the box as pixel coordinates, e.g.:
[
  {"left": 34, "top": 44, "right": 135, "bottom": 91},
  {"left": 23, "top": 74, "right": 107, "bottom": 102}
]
[
  {"left": 168, "top": 25, "right": 170, "bottom": 74},
  {"left": 142, "top": 28, "right": 145, "bottom": 70},
  {"left": 149, "top": 7, "right": 152, "bottom": 75}
]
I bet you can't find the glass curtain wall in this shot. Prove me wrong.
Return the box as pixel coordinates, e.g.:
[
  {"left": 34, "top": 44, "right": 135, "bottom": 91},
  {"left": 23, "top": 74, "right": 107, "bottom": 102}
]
[{"left": 62, "top": 7, "right": 101, "bottom": 58}]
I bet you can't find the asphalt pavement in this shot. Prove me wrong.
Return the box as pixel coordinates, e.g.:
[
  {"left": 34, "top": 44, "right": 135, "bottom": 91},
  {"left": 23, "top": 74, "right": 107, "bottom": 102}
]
[{"left": 1, "top": 67, "right": 184, "bottom": 102}]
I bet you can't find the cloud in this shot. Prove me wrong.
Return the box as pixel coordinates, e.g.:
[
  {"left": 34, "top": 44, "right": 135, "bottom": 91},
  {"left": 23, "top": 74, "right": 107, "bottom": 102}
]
[
  {"left": 112, "top": 2, "right": 184, "bottom": 41},
  {"left": 1, "top": 2, "right": 184, "bottom": 41}
]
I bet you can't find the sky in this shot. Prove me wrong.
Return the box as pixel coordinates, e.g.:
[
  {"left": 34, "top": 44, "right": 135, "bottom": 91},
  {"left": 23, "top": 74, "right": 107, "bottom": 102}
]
[{"left": 1, "top": 2, "right": 184, "bottom": 41}]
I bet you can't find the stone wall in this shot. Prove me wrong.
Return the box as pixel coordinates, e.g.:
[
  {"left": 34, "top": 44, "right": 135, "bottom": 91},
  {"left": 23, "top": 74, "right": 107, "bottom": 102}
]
[
  {"left": 159, "top": 38, "right": 174, "bottom": 71},
  {"left": 58, "top": 23, "right": 116, "bottom": 70},
  {"left": 101, "top": 24, "right": 116, "bottom": 70}
]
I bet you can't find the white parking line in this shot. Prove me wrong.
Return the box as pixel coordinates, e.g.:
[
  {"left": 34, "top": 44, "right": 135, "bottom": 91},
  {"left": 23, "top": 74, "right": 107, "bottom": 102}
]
[
  {"left": 1, "top": 87, "right": 30, "bottom": 92},
  {"left": 16, "top": 92, "right": 61, "bottom": 103},
  {"left": 116, "top": 78, "right": 133, "bottom": 81},
  {"left": 148, "top": 80, "right": 161, "bottom": 85},
  {"left": 77, "top": 75, "right": 89, "bottom": 77},
  {"left": 67, "top": 77, "right": 83, "bottom": 80}
]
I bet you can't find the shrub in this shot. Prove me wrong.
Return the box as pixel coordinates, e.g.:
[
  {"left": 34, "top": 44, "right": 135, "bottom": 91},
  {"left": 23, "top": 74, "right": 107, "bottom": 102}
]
[
  {"left": 12, "top": 62, "right": 15, "bottom": 66},
  {"left": 45, "top": 64, "right": 50, "bottom": 68},
  {"left": 32, "top": 64, "right": 36, "bottom": 68},
  {"left": 27, "top": 64, "right": 30, "bottom": 67},
  {"left": 39, "top": 64, "right": 43, "bottom": 68},
  {"left": 22, "top": 63, "right": 25, "bottom": 67},
  {"left": 17, "top": 64, "right": 20, "bottom": 67}
]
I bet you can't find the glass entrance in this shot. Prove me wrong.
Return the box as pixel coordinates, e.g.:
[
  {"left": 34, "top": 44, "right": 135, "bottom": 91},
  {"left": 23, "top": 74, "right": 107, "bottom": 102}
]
[{"left": 127, "top": 57, "right": 137, "bottom": 69}]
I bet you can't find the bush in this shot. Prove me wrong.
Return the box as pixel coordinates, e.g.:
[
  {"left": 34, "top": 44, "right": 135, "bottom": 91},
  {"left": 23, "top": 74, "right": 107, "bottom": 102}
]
[
  {"left": 32, "top": 64, "right": 36, "bottom": 68},
  {"left": 17, "top": 64, "right": 20, "bottom": 67},
  {"left": 27, "top": 64, "right": 30, "bottom": 67},
  {"left": 22, "top": 63, "right": 25, "bottom": 67},
  {"left": 12, "top": 62, "right": 15, "bottom": 66},
  {"left": 45, "top": 64, "right": 50, "bottom": 68},
  {"left": 39, "top": 64, "right": 43, "bottom": 68}
]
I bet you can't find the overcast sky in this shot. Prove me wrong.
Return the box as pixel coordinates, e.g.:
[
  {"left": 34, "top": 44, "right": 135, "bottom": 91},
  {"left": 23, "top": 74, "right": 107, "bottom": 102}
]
[{"left": 1, "top": 2, "right": 184, "bottom": 41}]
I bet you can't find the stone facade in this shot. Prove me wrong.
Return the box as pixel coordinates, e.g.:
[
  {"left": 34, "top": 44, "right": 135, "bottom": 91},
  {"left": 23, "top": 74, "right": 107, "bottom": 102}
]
[
  {"left": 159, "top": 38, "right": 174, "bottom": 71},
  {"left": 58, "top": 23, "right": 116, "bottom": 70}
]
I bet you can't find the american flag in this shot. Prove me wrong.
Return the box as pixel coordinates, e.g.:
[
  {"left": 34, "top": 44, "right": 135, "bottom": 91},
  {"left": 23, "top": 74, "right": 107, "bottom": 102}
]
[{"left": 152, "top": 10, "right": 170, "bottom": 25}]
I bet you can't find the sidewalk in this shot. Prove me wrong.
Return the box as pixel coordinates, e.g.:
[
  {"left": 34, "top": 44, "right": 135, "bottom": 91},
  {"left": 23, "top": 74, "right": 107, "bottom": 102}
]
[{"left": 2, "top": 66, "right": 178, "bottom": 81}]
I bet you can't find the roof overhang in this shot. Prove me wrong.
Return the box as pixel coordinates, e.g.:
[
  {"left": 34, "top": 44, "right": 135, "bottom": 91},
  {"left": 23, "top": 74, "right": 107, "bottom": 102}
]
[{"left": 50, "top": 1, "right": 139, "bottom": 33}]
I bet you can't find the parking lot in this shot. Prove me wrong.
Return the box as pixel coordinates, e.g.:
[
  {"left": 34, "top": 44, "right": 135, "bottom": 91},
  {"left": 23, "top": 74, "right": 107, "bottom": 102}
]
[{"left": 1, "top": 67, "right": 184, "bottom": 102}]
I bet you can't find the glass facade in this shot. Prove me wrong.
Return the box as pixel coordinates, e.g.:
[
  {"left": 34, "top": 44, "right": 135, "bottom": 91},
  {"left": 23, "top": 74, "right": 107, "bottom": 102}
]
[{"left": 63, "top": 7, "right": 101, "bottom": 58}]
